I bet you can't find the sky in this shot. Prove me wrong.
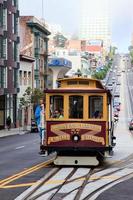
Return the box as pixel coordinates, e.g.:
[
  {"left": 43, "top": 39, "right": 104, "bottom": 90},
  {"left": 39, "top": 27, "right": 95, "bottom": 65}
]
[{"left": 19, "top": 0, "right": 133, "bottom": 52}]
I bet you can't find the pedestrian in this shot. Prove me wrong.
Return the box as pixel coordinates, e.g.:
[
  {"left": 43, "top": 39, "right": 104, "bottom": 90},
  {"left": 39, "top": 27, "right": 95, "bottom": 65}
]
[
  {"left": 6, "top": 116, "right": 11, "bottom": 130},
  {"left": 35, "top": 99, "right": 46, "bottom": 155}
]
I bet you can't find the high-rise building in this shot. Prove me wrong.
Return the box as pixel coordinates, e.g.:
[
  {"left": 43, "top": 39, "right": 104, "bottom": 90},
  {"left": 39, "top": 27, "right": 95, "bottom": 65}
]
[
  {"left": 0, "top": 0, "right": 19, "bottom": 129},
  {"left": 79, "top": 0, "right": 111, "bottom": 49}
]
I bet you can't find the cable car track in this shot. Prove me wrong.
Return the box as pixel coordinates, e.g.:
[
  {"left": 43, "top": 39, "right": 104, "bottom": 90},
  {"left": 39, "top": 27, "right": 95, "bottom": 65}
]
[{"left": 15, "top": 153, "right": 133, "bottom": 200}]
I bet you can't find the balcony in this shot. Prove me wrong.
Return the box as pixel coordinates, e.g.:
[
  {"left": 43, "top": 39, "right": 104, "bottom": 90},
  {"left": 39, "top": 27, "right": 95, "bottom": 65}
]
[
  {"left": 35, "top": 47, "right": 47, "bottom": 57},
  {"left": 34, "top": 69, "right": 39, "bottom": 80},
  {"left": 34, "top": 48, "right": 39, "bottom": 57}
]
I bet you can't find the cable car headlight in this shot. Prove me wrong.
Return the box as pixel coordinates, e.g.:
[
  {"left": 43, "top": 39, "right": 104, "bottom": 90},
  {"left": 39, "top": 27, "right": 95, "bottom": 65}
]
[{"left": 72, "top": 134, "right": 80, "bottom": 142}]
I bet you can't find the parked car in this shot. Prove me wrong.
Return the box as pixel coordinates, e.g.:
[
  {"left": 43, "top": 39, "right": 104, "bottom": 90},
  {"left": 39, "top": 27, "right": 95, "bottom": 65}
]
[
  {"left": 31, "top": 119, "right": 38, "bottom": 132},
  {"left": 114, "top": 110, "right": 119, "bottom": 118},
  {"left": 115, "top": 105, "right": 120, "bottom": 111},
  {"left": 129, "top": 119, "right": 133, "bottom": 130}
]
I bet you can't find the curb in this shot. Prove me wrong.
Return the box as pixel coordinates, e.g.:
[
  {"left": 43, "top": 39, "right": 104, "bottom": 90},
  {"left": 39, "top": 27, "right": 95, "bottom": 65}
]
[{"left": 0, "top": 130, "right": 31, "bottom": 138}]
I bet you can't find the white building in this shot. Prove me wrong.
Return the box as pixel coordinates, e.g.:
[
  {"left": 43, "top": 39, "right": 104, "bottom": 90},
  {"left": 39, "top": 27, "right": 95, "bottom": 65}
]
[
  {"left": 48, "top": 58, "right": 72, "bottom": 88},
  {"left": 79, "top": 0, "right": 111, "bottom": 49},
  {"left": 18, "top": 55, "right": 34, "bottom": 128},
  {"left": 52, "top": 48, "right": 82, "bottom": 72}
]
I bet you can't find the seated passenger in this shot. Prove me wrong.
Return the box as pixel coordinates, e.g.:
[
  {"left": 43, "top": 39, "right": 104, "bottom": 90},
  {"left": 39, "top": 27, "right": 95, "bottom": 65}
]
[
  {"left": 93, "top": 110, "right": 102, "bottom": 118},
  {"left": 59, "top": 110, "right": 64, "bottom": 118},
  {"left": 52, "top": 110, "right": 60, "bottom": 118}
]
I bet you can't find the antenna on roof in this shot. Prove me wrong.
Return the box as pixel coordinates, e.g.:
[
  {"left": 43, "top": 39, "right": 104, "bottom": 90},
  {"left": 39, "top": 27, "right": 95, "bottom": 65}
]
[{"left": 42, "top": 0, "right": 44, "bottom": 19}]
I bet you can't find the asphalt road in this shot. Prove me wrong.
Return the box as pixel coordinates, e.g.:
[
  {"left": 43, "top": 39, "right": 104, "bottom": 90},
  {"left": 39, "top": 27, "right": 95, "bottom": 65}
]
[
  {"left": 0, "top": 132, "right": 53, "bottom": 200},
  {"left": 96, "top": 56, "right": 133, "bottom": 200}
]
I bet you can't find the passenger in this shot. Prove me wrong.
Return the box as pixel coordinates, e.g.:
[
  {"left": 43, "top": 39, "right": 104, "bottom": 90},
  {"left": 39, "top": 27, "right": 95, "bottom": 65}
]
[
  {"left": 93, "top": 110, "right": 101, "bottom": 118},
  {"left": 52, "top": 110, "right": 60, "bottom": 118},
  {"left": 35, "top": 99, "right": 46, "bottom": 155},
  {"left": 59, "top": 110, "right": 64, "bottom": 118}
]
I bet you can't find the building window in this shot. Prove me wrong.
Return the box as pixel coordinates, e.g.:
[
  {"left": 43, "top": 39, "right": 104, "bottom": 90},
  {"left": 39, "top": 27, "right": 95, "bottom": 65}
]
[
  {"left": 28, "top": 72, "right": 31, "bottom": 85},
  {"left": 12, "top": 41, "right": 15, "bottom": 61},
  {"left": 0, "top": 36, "right": 2, "bottom": 58},
  {"left": 40, "top": 79, "right": 43, "bottom": 89},
  {"left": 24, "top": 71, "right": 27, "bottom": 85},
  {"left": 12, "top": 13, "right": 14, "bottom": 34},
  {"left": 4, "top": 67, "right": 7, "bottom": 88},
  {"left": 0, "top": 67, "right": 6, "bottom": 88},
  {"left": 3, "top": 8, "right": 7, "bottom": 30},
  {"left": 0, "top": 37, "right": 7, "bottom": 59},
  {"left": 41, "top": 59, "right": 43, "bottom": 67},
  {"left": 19, "top": 70, "right": 22, "bottom": 86},
  {"left": 3, "top": 38, "right": 7, "bottom": 59},
  {"left": 35, "top": 35, "right": 39, "bottom": 49},
  {"left": 14, "top": 42, "right": 19, "bottom": 61},
  {"left": 14, "top": 14, "right": 19, "bottom": 34},
  {"left": 0, "top": 5, "right": 3, "bottom": 27},
  {"left": 13, "top": 68, "right": 18, "bottom": 88}
]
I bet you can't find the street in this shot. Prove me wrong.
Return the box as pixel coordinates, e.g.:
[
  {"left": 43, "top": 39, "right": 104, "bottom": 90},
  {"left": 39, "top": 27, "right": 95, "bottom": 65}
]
[
  {"left": 0, "top": 133, "right": 53, "bottom": 200},
  {"left": 1, "top": 57, "right": 133, "bottom": 200}
]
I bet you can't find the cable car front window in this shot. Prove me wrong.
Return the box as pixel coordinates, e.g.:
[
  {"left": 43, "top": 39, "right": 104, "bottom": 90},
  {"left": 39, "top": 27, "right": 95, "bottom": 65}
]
[
  {"left": 50, "top": 95, "right": 64, "bottom": 118},
  {"left": 69, "top": 95, "right": 83, "bottom": 119},
  {"left": 89, "top": 96, "right": 103, "bottom": 118}
]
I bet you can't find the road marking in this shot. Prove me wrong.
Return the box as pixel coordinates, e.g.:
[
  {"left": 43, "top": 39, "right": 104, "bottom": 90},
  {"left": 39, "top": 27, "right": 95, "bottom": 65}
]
[
  {"left": 0, "top": 158, "right": 54, "bottom": 186},
  {"left": 0, "top": 182, "right": 35, "bottom": 188},
  {"left": 42, "top": 175, "right": 120, "bottom": 185},
  {"left": 15, "top": 146, "right": 25, "bottom": 150}
]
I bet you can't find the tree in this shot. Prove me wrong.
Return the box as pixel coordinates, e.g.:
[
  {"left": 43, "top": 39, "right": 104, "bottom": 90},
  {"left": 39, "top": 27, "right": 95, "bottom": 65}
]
[
  {"left": 19, "top": 87, "right": 32, "bottom": 130},
  {"left": 31, "top": 88, "right": 44, "bottom": 105},
  {"left": 108, "top": 46, "right": 117, "bottom": 60},
  {"left": 19, "top": 87, "right": 44, "bottom": 130},
  {"left": 19, "top": 87, "right": 32, "bottom": 108},
  {"left": 53, "top": 33, "right": 67, "bottom": 48},
  {"left": 128, "top": 46, "right": 133, "bottom": 65}
]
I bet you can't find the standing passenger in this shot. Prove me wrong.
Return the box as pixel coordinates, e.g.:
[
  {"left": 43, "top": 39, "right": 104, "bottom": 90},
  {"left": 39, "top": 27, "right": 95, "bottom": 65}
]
[{"left": 35, "top": 99, "right": 46, "bottom": 155}]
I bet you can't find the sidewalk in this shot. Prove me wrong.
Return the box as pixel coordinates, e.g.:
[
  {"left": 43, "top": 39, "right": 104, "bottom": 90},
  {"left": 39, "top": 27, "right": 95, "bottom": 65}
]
[{"left": 0, "top": 126, "right": 31, "bottom": 138}]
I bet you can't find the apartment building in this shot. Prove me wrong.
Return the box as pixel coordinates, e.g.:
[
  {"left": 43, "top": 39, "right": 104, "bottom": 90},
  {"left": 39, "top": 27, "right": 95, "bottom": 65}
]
[
  {"left": 20, "top": 16, "right": 50, "bottom": 90},
  {"left": 0, "top": 0, "right": 19, "bottom": 129},
  {"left": 18, "top": 54, "right": 34, "bottom": 127}
]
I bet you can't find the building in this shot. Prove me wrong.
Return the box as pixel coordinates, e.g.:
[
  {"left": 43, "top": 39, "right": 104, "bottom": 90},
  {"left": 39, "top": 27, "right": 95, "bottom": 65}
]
[
  {"left": 52, "top": 48, "right": 81, "bottom": 72},
  {"left": 20, "top": 16, "right": 50, "bottom": 90},
  {"left": 0, "top": 0, "right": 19, "bottom": 129},
  {"left": 66, "top": 40, "right": 81, "bottom": 51},
  {"left": 79, "top": 0, "right": 111, "bottom": 49},
  {"left": 48, "top": 58, "right": 72, "bottom": 88},
  {"left": 18, "top": 54, "right": 34, "bottom": 128}
]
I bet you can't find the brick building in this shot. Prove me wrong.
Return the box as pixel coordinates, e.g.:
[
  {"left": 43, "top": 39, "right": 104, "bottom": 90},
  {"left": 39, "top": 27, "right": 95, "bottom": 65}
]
[
  {"left": 0, "top": 0, "right": 19, "bottom": 129},
  {"left": 20, "top": 16, "right": 50, "bottom": 90}
]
